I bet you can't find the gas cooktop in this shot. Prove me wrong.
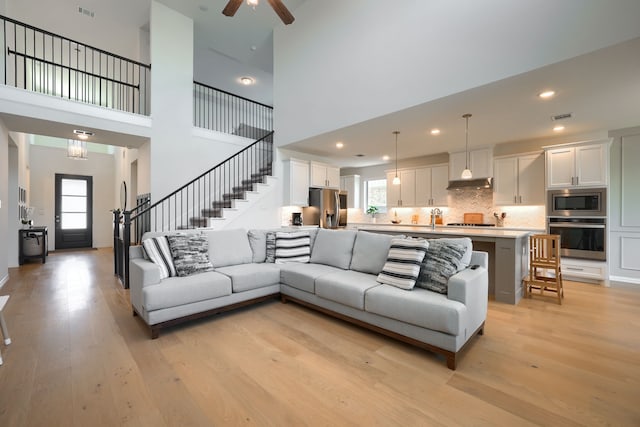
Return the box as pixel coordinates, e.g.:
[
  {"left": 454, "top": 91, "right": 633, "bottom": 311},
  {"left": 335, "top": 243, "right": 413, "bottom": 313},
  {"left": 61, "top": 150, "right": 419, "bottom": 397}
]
[{"left": 447, "top": 223, "right": 496, "bottom": 227}]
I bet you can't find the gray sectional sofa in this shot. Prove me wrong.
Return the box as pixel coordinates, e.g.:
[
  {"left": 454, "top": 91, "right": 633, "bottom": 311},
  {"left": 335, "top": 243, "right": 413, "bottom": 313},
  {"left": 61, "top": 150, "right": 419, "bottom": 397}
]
[{"left": 129, "top": 227, "right": 489, "bottom": 369}]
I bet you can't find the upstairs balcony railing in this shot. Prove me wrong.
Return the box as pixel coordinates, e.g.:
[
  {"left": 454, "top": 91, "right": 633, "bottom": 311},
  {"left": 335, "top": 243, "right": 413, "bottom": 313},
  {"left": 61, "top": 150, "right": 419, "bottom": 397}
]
[
  {"left": 1, "top": 14, "right": 150, "bottom": 115},
  {"left": 194, "top": 81, "right": 273, "bottom": 138}
]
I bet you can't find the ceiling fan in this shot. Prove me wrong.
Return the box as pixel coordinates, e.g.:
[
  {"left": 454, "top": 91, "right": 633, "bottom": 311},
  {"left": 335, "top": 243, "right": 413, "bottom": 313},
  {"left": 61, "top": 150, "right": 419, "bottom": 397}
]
[{"left": 222, "top": 0, "right": 295, "bottom": 25}]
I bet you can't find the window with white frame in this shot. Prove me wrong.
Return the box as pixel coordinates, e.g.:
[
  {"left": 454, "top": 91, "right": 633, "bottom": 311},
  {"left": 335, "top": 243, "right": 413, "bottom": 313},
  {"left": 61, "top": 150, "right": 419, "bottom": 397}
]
[{"left": 366, "top": 179, "right": 387, "bottom": 213}]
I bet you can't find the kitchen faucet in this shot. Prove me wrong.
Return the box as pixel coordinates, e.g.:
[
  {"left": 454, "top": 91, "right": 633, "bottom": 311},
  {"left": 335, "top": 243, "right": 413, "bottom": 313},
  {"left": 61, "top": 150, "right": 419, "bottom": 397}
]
[{"left": 430, "top": 208, "right": 442, "bottom": 230}]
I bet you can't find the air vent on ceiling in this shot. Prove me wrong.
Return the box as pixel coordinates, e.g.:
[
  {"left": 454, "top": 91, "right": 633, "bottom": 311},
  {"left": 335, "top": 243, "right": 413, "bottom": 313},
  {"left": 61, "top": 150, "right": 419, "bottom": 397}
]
[
  {"left": 78, "top": 6, "right": 95, "bottom": 18},
  {"left": 551, "top": 112, "right": 572, "bottom": 121}
]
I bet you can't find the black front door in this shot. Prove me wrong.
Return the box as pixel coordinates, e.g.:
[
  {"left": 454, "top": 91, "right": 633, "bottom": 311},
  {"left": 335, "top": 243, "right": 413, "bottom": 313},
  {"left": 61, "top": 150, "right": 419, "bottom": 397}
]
[{"left": 55, "top": 174, "right": 93, "bottom": 249}]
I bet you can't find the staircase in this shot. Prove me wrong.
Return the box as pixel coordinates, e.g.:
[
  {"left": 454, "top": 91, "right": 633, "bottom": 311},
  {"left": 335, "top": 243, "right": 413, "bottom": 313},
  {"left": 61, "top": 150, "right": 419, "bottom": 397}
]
[{"left": 187, "top": 163, "right": 274, "bottom": 228}]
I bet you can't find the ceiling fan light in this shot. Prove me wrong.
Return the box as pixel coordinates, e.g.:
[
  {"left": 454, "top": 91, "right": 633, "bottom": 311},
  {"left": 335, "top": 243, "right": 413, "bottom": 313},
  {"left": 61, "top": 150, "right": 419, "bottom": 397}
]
[{"left": 461, "top": 168, "right": 473, "bottom": 179}]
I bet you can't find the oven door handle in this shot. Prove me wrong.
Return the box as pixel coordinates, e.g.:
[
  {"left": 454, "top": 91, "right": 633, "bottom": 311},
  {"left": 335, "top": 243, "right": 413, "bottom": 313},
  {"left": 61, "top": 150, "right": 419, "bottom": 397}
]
[{"left": 549, "top": 223, "right": 605, "bottom": 229}]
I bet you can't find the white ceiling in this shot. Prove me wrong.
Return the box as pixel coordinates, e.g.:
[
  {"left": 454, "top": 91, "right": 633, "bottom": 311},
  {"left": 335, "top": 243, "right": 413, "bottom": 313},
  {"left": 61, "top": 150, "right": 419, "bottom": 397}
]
[{"left": 284, "top": 36, "right": 640, "bottom": 167}]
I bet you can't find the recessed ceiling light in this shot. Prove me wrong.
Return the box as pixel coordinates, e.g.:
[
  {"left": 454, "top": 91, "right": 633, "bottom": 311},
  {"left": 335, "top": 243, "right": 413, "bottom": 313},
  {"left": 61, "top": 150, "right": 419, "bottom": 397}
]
[
  {"left": 430, "top": 129, "right": 441, "bottom": 135},
  {"left": 336, "top": 142, "right": 344, "bottom": 149},
  {"left": 239, "top": 76, "right": 255, "bottom": 85},
  {"left": 553, "top": 125, "right": 565, "bottom": 132},
  {"left": 382, "top": 155, "right": 390, "bottom": 161},
  {"left": 539, "top": 90, "right": 555, "bottom": 99}
]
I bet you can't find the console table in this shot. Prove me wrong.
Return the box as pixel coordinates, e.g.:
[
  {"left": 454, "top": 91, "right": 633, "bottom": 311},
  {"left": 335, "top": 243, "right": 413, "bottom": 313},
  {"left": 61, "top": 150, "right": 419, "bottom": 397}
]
[{"left": 18, "top": 226, "right": 48, "bottom": 265}]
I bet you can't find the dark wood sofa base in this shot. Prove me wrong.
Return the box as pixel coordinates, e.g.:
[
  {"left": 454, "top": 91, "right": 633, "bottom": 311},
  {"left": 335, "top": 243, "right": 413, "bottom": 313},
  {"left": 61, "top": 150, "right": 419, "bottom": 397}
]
[
  {"left": 133, "top": 293, "right": 280, "bottom": 339},
  {"left": 281, "top": 294, "right": 484, "bottom": 370}
]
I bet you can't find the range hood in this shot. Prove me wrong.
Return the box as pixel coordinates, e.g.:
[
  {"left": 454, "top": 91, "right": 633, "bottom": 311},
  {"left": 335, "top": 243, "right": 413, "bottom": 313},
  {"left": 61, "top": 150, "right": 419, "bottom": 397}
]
[{"left": 447, "top": 177, "right": 493, "bottom": 190}]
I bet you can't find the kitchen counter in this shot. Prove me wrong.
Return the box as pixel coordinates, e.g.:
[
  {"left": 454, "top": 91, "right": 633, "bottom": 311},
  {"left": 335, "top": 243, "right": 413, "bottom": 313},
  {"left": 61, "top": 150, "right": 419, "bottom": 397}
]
[
  {"left": 354, "top": 224, "right": 533, "bottom": 239},
  {"left": 354, "top": 224, "right": 532, "bottom": 305}
]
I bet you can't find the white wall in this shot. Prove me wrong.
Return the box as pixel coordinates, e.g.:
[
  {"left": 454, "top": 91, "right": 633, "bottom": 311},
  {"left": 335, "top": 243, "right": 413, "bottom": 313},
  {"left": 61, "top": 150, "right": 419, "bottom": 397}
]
[
  {"left": 5, "top": 0, "right": 146, "bottom": 61},
  {"left": 0, "top": 118, "right": 9, "bottom": 286},
  {"left": 29, "top": 145, "right": 115, "bottom": 249},
  {"left": 273, "top": 0, "right": 640, "bottom": 145}
]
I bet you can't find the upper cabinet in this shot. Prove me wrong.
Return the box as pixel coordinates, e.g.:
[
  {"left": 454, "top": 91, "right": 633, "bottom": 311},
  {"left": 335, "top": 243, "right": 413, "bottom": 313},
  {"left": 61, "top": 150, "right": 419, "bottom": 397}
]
[
  {"left": 449, "top": 148, "right": 493, "bottom": 180},
  {"left": 415, "top": 165, "right": 449, "bottom": 206},
  {"left": 340, "top": 175, "right": 360, "bottom": 209},
  {"left": 494, "top": 153, "right": 545, "bottom": 205},
  {"left": 386, "top": 165, "right": 448, "bottom": 207},
  {"left": 310, "top": 161, "right": 340, "bottom": 188},
  {"left": 283, "top": 159, "right": 310, "bottom": 206},
  {"left": 386, "top": 169, "right": 416, "bottom": 207},
  {"left": 545, "top": 141, "right": 610, "bottom": 189}
]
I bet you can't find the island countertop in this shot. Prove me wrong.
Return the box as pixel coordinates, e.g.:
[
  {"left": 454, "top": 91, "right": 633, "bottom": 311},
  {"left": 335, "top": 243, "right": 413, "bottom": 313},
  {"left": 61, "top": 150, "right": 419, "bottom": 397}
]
[{"left": 353, "top": 224, "right": 533, "bottom": 239}]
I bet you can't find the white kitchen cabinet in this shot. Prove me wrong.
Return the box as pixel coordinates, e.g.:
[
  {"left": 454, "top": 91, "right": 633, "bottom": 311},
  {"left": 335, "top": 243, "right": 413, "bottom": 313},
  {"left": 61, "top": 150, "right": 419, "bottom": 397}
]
[
  {"left": 386, "top": 169, "right": 415, "bottom": 207},
  {"left": 415, "top": 164, "right": 449, "bottom": 206},
  {"left": 283, "top": 159, "right": 309, "bottom": 206},
  {"left": 449, "top": 148, "right": 493, "bottom": 180},
  {"left": 545, "top": 141, "right": 609, "bottom": 189},
  {"left": 494, "top": 153, "right": 544, "bottom": 205},
  {"left": 310, "top": 161, "right": 340, "bottom": 188},
  {"left": 340, "top": 175, "right": 360, "bottom": 209}
]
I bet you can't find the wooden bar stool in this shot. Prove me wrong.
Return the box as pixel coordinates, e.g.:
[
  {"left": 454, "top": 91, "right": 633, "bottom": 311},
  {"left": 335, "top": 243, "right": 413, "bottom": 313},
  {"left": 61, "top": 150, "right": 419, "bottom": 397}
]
[
  {"left": 524, "top": 234, "right": 564, "bottom": 304},
  {"left": 0, "top": 295, "right": 11, "bottom": 365}
]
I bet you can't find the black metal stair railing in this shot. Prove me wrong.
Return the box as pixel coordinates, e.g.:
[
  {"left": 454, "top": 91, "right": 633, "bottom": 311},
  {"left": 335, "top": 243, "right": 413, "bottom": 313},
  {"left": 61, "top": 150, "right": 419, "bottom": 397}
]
[
  {"left": 1, "top": 14, "right": 150, "bottom": 115},
  {"left": 114, "top": 132, "right": 274, "bottom": 287},
  {"left": 194, "top": 81, "right": 273, "bottom": 137}
]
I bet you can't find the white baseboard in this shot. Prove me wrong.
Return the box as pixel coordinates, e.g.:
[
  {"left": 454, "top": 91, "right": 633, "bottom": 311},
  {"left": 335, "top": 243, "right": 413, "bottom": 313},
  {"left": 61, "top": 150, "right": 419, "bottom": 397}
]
[
  {"left": 609, "top": 275, "right": 640, "bottom": 286},
  {"left": 0, "top": 273, "right": 8, "bottom": 290}
]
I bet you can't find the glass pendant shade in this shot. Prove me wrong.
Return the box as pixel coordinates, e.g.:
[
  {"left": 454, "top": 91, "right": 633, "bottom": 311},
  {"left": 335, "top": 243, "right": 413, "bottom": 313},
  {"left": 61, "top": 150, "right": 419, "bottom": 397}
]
[
  {"left": 67, "top": 140, "right": 88, "bottom": 160},
  {"left": 461, "top": 168, "right": 473, "bottom": 179},
  {"left": 460, "top": 114, "right": 472, "bottom": 179},
  {"left": 393, "top": 130, "right": 400, "bottom": 185},
  {"left": 392, "top": 175, "right": 400, "bottom": 185}
]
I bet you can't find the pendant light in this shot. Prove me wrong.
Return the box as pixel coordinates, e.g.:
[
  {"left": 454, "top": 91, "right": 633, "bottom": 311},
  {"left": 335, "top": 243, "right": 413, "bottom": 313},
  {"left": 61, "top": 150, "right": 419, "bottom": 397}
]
[
  {"left": 392, "top": 131, "right": 401, "bottom": 185},
  {"left": 461, "top": 113, "right": 472, "bottom": 179},
  {"left": 67, "top": 139, "right": 88, "bottom": 160}
]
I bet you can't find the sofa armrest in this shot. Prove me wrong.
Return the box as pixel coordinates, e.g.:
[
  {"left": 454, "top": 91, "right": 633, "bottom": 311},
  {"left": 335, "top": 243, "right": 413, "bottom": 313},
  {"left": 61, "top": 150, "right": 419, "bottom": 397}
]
[
  {"left": 447, "top": 251, "right": 489, "bottom": 332},
  {"left": 129, "top": 258, "right": 162, "bottom": 314}
]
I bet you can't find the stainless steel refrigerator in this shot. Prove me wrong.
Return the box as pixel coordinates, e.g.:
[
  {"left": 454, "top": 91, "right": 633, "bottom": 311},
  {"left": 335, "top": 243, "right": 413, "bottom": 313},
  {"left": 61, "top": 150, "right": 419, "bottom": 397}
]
[{"left": 302, "top": 188, "right": 348, "bottom": 228}]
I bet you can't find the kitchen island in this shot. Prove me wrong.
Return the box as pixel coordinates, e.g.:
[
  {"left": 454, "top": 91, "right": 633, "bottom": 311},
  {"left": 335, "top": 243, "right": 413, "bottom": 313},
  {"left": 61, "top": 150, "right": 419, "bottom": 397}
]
[{"left": 355, "top": 224, "right": 531, "bottom": 304}]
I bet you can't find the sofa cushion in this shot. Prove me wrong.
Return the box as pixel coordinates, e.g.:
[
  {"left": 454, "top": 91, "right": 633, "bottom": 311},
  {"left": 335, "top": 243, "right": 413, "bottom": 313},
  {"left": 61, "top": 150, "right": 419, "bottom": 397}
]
[
  {"left": 310, "top": 228, "right": 357, "bottom": 269},
  {"left": 349, "top": 231, "right": 395, "bottom": 275},
  {"left": 365, "top": 285, "right": 466, "bottom": 336},
  {"left": 143, "top": 271, "right": 232, "bottom": 311},
  {"left": 275, "top": 231, "right": 311, "bottom": 263},
  {"left": 206, "top": 228, "right": 253, "bottom": 267},
  {"left": 279, "top": 263, "right": 341, "bottom": 293},
  {"left": 377, "top": 238, "right": 429, "bottom": 290},
  {"left": 431, "top": 237, "right": 473, "bottom": 270},
  {"left": 315, "top": 270, "right": 381, "bottom": 310},
  {"left": 166, "top": 234, "right": 214, "bottom": 277},
  {"left": 417, "top": 240, "right": 467, "bottom": 294},
  {"left": 216, "top": 263, "right": 281, "bottom": 292},
  {"left": 265, "top": 232, "right": 276, "bottom": 263},
  {"left": 142, "top": 236, "right": 176, "bottom": 279}
]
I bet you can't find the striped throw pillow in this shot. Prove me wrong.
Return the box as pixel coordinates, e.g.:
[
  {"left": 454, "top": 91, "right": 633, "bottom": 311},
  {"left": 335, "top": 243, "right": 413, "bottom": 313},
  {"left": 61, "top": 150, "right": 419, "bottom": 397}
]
[
  {"left": 377, "top": 238, "right": 429, "bottom": 290},
  {"left": 142, "top": 236, "right": 177, "bottom": 279},
  {"left": 275, "top": 231, "right": 311, "bottom": 264}
]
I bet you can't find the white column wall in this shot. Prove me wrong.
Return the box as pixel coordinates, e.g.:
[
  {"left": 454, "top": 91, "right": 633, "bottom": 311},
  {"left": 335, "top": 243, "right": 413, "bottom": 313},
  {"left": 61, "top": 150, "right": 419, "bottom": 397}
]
[
  {"left": 149, "top": 1, "right": 194, "bottom": 201},
  {"left": 0, "top": 118, "right": 9, "bottom": 286}
]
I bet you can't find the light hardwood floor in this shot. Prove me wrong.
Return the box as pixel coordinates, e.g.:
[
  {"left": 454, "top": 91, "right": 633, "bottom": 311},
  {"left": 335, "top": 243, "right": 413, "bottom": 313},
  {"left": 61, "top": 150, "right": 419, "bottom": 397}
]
[{"left": 1, "top": 249, "right": 639, "bottom": 426}]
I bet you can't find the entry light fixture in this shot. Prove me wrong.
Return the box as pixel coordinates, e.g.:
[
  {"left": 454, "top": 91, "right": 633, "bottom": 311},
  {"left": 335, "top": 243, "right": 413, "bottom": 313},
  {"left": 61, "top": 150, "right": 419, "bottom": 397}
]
[
  {"left": 239, "top": 76, "right": 255, "bottom": 85},
  {"left": 392, "top": 131, "right": 400, "bottom": 185},
  {"left": 68, "top": 139, "right": 88, "bottom": 160},
  {"left": 461, "top": 114, "right": 472, "bottom": 180}
]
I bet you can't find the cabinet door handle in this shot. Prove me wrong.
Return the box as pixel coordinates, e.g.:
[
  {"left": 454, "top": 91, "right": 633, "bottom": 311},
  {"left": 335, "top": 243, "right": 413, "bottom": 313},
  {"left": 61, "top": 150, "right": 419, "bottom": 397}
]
[
  {"left": 566, "top": 267, "right": 584, "bottom": 271},
  {"left": 519, "top": 195, "right": 522, "bottom": 204},
  {"left": 575, "top": 176, "right": 579, "bottom": 186},
  {"left": 514, "top": 195, "right": 517, "bottom": 203}
]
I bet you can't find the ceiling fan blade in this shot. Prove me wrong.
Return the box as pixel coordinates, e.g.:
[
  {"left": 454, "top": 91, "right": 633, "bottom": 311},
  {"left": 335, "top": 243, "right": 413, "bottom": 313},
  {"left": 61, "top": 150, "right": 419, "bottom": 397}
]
[
  {"left": 222, "top": 0, "right": 243, "bottom": 17},
  {"left": 267, "top": 0, "right": 295, "bottom": 25}
]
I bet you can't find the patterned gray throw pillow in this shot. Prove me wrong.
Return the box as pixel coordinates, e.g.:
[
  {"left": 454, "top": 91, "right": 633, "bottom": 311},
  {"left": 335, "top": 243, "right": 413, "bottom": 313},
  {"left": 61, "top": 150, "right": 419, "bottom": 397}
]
[
  {"left": 265, "top": 232, "right": 277, "bottom": 263},
  {"left": 166, "top": 234, "right": 214, "bottom": 277},
  {"left": 416, "top": 240, "right": 467, "bottom": 294}
]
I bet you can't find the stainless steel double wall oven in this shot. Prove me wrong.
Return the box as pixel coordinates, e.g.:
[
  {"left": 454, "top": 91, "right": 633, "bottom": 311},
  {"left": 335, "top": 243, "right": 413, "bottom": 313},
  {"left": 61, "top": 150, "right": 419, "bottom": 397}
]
[{"left": 547, "top": 187, "right": 606, "bottom": 261}]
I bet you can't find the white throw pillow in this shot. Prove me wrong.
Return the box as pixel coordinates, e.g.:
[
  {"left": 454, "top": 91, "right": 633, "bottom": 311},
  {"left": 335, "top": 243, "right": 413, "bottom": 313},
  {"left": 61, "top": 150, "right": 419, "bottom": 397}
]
[
  {"left": 377, "top": 237, "right": 429, "bottom": 290},
  {"left": 142, "top": 236, "right": 176, "bottom": 279}
]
